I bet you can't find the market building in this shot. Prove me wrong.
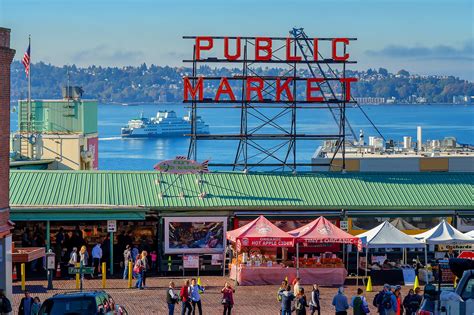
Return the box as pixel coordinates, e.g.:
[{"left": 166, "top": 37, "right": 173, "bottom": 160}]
[{"left": 9, "top": 170, "right": 474, "bottom": 276}]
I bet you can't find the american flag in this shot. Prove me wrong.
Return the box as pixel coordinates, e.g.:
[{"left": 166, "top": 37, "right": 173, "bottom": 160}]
[{"left": 22, "top": 44, "right": 31, "bottom": 77}]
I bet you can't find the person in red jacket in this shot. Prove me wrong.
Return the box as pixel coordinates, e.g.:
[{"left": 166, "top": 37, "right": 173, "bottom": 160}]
[{"left": 180, "top": 279, "right": 192, "bottom": 315}]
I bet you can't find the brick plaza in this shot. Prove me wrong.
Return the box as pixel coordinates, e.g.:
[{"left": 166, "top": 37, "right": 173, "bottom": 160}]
[{"left": 11, "top": 276, "right": 414, "bottom": 314}]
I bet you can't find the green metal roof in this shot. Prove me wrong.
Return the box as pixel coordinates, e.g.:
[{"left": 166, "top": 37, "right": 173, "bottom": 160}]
[{"left": 9, "top": 170, "right": 474, "bottom": 211}]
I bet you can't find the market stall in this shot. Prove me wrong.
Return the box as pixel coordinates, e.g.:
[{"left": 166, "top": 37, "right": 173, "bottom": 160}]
[
  {"left": 288, "top": 216, "right": 359, "bottom": 286},
  {"left": 227, "top": 216, "right": 295, "bottom": 286},
  {"left": 357, "top": 221, "right": 425, "bottom": 285},
  {"left": 414, "top": 219, "right": 474, "bottom": 263},
  {"left": 466, "top": 230, "right": 474, "bottom": 238}
]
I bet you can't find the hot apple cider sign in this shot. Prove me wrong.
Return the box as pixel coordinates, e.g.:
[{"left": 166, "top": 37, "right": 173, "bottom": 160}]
[{"left": 183, "top": 36, "right": 357, "bottom": 103}]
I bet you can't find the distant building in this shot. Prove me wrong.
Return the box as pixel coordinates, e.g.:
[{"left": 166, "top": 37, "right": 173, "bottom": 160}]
[
  {"left": 10, "top": 87, "right": 99, "bottom": 170},
  {"left": 312, "top": 128, "right": 474, "bottom": 172}
]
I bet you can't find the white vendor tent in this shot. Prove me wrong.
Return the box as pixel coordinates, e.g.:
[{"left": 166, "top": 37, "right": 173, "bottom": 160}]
[
  {"left": 413, "top": 220, "right": 474, "bottom": 245},
  {"left": 358, "top": 220, "right": 424, "bottom": 248},
  {"left": 357, "top": 221, "right": 424, "bottom": 279},
  {"left": 465, "top": 230, "right": 474, "bottom": 238}
]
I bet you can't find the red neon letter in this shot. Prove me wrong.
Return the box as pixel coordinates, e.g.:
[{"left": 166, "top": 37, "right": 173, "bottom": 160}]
[
  {"left": 313, "top": 38, "right": 319, "bottom": 61},
  {"left": 339, "top": 78, "right": 358, "bottom": 101},
  {"left": 276, "top": 78, "right": 294, "bottom": 101},
  {"left": 183, "top": 77, "right": 204, "bottom": 101},
  {"left": 255, "top": 37, "right": 272, "bottom": 61},
  {"left": 215, "top": 78, "right": 236, "bottom": 101},
  {"left": 224, "top": 37, "right": 241, "bottom": 61},
  {"left": 195, "top": 36, "right": 213, "bottom": 60},
  {"left": 246, "top": 77, "right": 264, "bottom": 101},
  {"left": 306, "top": 78, "right": 324, "bottom": 102},
  {"left": 332, "top": 38, "right": 350, "bottom": 61},
  {"left": 286, "top": 38, "right": 301, "bottom": 62}
]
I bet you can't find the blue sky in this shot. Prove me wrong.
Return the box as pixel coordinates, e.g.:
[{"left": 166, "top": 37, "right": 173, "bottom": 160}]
[{"left": 1, "top": 0, "right": 473, "bottom": 80}]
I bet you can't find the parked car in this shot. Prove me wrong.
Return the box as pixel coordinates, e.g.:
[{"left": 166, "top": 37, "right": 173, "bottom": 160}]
[{"left": 38, "top": 290, "right": 127, "bottom": 315}]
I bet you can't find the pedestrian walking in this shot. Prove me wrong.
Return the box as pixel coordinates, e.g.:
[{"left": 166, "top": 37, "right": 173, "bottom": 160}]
[
  {"left": 92, "top": 242, "right": 102, "bottom": 277},
  {"left": 79, "top": 245, "right": 89, "bottom": 266},
  {"left": 309, "top": 284, "right": 321, "bottom": 315},
  {"left": 68, "top": 247, "right": 78, "bottom": 266},
  {"left": 278, "top": 284, "right": 295, "bottom": 315},
  {"left": 180, "top": 279, "right": 192, "bottom": 315},
  {"left": 394, "top": 286, "right": 403, "bottom": 315},
  {"left": 350, "top": 288, "right": 369, "bottom": 315},
  {"left": 277, "top": 280, "right": 288, "bottom": 314},
  {"left": 31, "top": 297, "right": 41, "bottom": 315},
  {"left": 150, "top": 251, "right": 157, "bottom": 270},
  {"left": 122, "top": 245, "right": 133, "bottom": 279},
  {"left": 141, "top": 251, "right": 148, "bottom": 288},
  {"left": 332, "top": 286, "right": 349, "bottom": 315},
  {"left": 295, "top": 287, "right": 308, "bottom": 315},
  {"left": 134, "top": 253, "right": 144, "bottom": 289},
  {"left": 189, "top": 278, "right": 205, "bottom": 315},
  {"left": 373, "top": 284, "right": 390, "bottom": 314},
  {"left": 166, "top": 281, "right": 179, "bottom": 315},
  {"left": 0, "top": 289, "right": 12, "bottom": 315},
  {"left": 18, "top": 290, "right": 33, "bottom": 315},
  {"left": 221, "top": 282, "right": 235, "bottom": 315},
  {"left": 379, "top": 286, "right": 398, "bottom": 315}
]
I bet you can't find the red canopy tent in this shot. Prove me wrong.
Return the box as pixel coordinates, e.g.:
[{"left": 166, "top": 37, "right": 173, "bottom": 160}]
[
  {"left": 289, "top": 216, "right": 359, "bottom": 245},
  {"left": 227, "top": 215, "right": 294, "bottom": 248},
  {"left": 288, "top": 216, "right": 360, "bottom": 279}
]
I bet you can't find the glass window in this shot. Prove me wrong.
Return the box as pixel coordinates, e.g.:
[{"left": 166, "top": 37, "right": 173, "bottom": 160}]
[{"left": 461, "top": 277, "right": 474, "bottom": 300}]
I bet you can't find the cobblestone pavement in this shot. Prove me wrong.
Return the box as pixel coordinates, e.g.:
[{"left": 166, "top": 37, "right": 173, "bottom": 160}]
[{"left": 11, "top": 277, "right": 413, "bottom": 314}]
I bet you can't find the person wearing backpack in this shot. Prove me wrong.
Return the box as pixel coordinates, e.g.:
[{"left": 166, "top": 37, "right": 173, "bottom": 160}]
[
  {"left": 373, "top": 284, "right": 390, "bottom": 314},
  {"left": 0, "top": 289, "right": 12, "bottom": 315},
  {"left": 166, "top": 281, "right": 179, "bottom": 315},
  {"left": 380, "top": 286, "right": 398, "bottom": 315},
  {"left": 295, "top": 287, "right": 308, "bottom": 315},
  {"left": 351, "top": 288, "right": 369, "bottom": 315},
  {"left": 278, "top": 284, "right": 295, "bottom": 315}
]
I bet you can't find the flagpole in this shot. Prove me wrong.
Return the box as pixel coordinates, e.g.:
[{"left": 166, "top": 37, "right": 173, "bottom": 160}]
[{"left": 27, "top": 34, "right": 31, "bottom": 156}]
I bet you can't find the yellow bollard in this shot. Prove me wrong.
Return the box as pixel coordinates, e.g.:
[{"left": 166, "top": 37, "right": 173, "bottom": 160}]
[
  {"left": 21, "top": 263, "right": 26, "bottom": 291},
  {"left": 128, "top": 261, "right": 133, "bottom": 289},
  {"left": 75, "top": 263, "right": 80, "bottom": 290},
  {"left": 102, "top": 262, "right": 106, "bottom": 289}
]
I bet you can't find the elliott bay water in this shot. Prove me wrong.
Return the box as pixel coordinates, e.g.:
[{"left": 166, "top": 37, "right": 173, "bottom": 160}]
[{"left": 11, "top": 103, "right": 474, "bottom": 170}]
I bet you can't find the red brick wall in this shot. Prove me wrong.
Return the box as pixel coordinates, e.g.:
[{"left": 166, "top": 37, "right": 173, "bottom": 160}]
[{"left": 0, "top": 27, "right": 15, "bottom": 238}]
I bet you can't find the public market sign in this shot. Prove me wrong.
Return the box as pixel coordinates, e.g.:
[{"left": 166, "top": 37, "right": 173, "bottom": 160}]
[
  {"left": 154, "top": 156, "right": 209, "bottom": 174},
  {"left": 183, "top": 36, "right": 357, "bottom": 103}
]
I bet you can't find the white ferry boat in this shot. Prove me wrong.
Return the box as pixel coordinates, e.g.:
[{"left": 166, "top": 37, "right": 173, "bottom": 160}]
[{"left": 121, "top": 111, "right": 210, "bottom": 138}]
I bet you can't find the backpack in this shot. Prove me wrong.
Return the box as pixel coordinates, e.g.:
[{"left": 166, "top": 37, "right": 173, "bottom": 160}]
[
  {"left": 0, "top": 296, "right": 12, "bottom": 313},
  {"left": 381, "top": 293, "right": 393, "bottom": 310},
  {"left": 353, "top": 296, "right": 363, "bottom": 309},
  {"left": 373, "top": 292, "right": 381, "bottom": 307},
  {"left": 295, "top": 298, "right": 302, "bottom": 311}
]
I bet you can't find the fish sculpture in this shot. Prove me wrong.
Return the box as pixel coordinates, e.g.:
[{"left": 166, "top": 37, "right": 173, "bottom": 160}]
[{"left": 154, "top": 156, "right": 209, "bottom": 174}]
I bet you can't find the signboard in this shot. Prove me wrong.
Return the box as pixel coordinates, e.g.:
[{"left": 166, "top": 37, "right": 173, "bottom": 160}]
[
  {"left": 242, "top": 238, "right": 294, "bottom": 247},
  {"left": 458, "top": 251, "right": 474, "bottom": 260},
  {"left": 439, "top": 244, "right": 474, "bottom": 251},
  {"left": 68, "top": 266, "right": 94, "bottom": 275},
  {"left": 46, "top": 253, "right": 56, "bottom": 270},
  {"left": 164, "top": 217, "right": 227, "bottom": 254},
  {"left": 87, "top": 137, "right": 99, "bottom": 170},
  {"left": 211, "top": 254, "right": 223, "bottom": 266},
  {"left": 402, "top": 269, "right": 416, "bottom": 286},
  {"left": 183, "top": 255, "right": 199, "bottom": 269},
  {"left": 340, "top": 221, "right": 348, "bottom": 231},
  {"left": 154, "top": 156, "right": 209, "bottom": 174},
  {"left": 107, "top": 220, "right": 117, "bottom": 233}
]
